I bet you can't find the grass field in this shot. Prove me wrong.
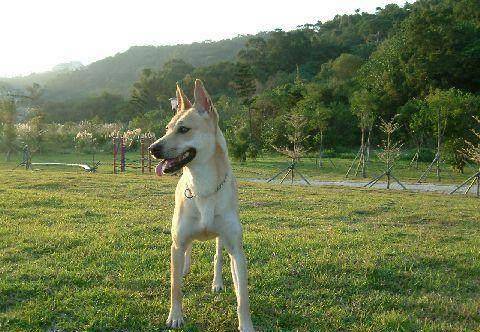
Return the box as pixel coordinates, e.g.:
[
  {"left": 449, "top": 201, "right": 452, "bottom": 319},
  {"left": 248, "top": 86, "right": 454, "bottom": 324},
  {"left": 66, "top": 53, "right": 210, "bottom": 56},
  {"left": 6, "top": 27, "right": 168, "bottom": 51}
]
[{"left": 0, "top": 156, "right": 479, "bottom": 331}]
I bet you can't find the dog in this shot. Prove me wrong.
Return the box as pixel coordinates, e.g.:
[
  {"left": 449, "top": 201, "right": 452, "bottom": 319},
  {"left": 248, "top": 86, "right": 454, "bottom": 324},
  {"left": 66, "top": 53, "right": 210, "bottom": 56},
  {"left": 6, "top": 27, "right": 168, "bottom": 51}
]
[{"left": 149, "top": 79, "right": 255, "bottom": 332}]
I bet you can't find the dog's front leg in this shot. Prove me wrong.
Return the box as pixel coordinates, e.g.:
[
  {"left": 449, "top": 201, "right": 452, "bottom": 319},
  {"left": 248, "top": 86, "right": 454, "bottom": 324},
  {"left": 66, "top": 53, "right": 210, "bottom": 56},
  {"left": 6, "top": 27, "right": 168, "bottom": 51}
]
[
  {"left": 223, "top": 229, "right": 254, "bottom": 332},
  {"left": 183, "top": 242, "right": 192, "bottom": 276},
  {"left": 212, "top": 237, "right": 224, "bottom": 292},
  {"left": 167, "top": 242, "right": 185, "bottom": 328},
  {"left": 229, "top": 247, "right": 254, "bottom": 332}
]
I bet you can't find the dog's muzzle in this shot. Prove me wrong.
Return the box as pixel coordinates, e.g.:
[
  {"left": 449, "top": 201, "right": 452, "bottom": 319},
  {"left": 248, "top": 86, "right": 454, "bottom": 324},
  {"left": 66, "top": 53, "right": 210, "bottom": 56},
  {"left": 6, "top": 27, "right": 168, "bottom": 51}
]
[
  {"left": 149, "top": 143, "right": 163, "bottom": 159},
  {"left": 151, "top": 147, "right": 196, "bottom": 176}
]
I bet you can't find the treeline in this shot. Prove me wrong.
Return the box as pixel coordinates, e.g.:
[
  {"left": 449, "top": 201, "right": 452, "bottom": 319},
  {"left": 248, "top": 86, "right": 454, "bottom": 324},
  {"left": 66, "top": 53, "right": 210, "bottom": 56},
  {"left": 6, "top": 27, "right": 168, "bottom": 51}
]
[{"left": 3, "top": 0, "right": 480, "bottom": 169}]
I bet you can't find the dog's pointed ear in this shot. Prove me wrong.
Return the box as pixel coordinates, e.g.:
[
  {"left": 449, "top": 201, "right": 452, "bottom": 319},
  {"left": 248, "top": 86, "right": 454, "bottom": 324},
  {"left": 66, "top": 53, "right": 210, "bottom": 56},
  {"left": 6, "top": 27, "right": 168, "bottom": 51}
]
[
  {"left": 176, "top": 83, "right": 192, "bottom": 112},
  {"left": 193, "top": 79, "right": 215, "bottom": 116}
]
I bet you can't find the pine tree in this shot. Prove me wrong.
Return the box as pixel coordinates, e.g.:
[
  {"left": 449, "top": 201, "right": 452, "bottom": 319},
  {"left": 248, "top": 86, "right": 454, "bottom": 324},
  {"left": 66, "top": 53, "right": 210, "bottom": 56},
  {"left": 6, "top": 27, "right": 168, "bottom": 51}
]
[{"left": 234, "top": 63, "right": 257, "bottom": 159}]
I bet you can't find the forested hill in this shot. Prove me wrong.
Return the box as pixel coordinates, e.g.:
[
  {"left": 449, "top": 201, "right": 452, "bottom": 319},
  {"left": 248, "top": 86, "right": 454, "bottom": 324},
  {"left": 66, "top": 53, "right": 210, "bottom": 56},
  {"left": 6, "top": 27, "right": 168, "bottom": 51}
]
[{"left": 0, "top": 36, "right": 250, "bottom": 100}]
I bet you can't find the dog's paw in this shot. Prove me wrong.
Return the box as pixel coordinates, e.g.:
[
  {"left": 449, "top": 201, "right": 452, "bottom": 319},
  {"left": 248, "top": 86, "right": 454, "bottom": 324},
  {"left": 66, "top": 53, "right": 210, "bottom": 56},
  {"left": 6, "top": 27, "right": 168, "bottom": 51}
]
[
  {"left": 166, "top": 309, "right": 184, "bottom": 329},
  {"left": 211, "top": 282, "right": 224, "bottom": 293}
]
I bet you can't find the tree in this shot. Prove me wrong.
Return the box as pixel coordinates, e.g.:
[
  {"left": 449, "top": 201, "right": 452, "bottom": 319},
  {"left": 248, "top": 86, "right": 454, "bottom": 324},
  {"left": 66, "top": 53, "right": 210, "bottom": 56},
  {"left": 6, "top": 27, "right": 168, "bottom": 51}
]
[
  {"left": 130, "top": 59, "right": 194, "bottom": 116},
  {"left": 24, "top": 107, "right": 47, "bottom": 153},
  {"left": 237, "top": 37, "right": 269, "bottom": 81},
  {"left": 234, "top": 63, "right": 256, "bottom": 101},
  {"left": 376, "top": 117, "right": 404, "bottom": 188},
  {"left": 330, "top": 53, "right": 363, "bottom": 83},
  {"left": 273, "top": 113, "right": 308, "bottom": 162},
  {"left": 25, "top": 83, "right": 43, "bottom": 103},
  {"left": 0, "top": 98, "right": 17, "bottom": 161},
  {"left": 398, "top": 99, "right": 428, "bottom": 169},
  {"left": 268, "top": 113, "right": 311, "bottom": 185},
  {"left": 364, "top": 116, "right": 406, "bottom": 190},
  {"left": 358, "top": 0, "right": 480, "bottom": 116},
  {"left": 294, "top": 90, "right": 331, "bottom": 167},
  {"left": 347, "top": 89, "right": 378, "bottom": 177},
  {"left": 190, "top": 62, "right": 237, "bottom": 99},
  {"left": 316, "top": 53, "right": 363, "bottom": 106},
  {"left": 225, "top": 115, "right": 250, "bottom": 162},
  {"left": 233, "top": 63, "right": 258, "bottom": 159},
  {"left": 130, "top": 68, "right": 161, "bottom": 115},
  {"left": 416, "top": 88, "right": 480, "bottom": 179}
]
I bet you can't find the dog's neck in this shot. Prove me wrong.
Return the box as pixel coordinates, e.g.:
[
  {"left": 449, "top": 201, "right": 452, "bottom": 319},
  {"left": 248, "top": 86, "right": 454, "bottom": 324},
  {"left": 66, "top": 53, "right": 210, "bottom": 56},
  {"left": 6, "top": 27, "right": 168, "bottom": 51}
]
[{"left": 183, "top": 130, "right": 231, "bottom": 197}]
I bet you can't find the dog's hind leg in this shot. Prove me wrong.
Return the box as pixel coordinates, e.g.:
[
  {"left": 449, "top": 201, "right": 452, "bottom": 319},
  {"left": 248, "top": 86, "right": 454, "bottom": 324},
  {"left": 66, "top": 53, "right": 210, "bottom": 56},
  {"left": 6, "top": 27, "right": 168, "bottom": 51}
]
[
  {"left": 183, "top": 242, "right": 192, "bottom": 276},
  {"left": 212, "top": 237, "right": 224, "bottom": 292},
  {"left": 166, "top": 242, "right": 185, "bottom": 328}
]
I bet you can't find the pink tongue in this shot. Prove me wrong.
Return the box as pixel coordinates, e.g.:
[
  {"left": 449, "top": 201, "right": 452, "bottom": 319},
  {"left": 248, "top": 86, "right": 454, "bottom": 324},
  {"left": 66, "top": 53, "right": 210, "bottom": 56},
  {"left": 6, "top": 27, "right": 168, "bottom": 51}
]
[
  {"left": 155, "top": 159, "right": 176, "bottom": 176},
  {"left": 155, "top": 162, "right": 165, "bottom": 176}
]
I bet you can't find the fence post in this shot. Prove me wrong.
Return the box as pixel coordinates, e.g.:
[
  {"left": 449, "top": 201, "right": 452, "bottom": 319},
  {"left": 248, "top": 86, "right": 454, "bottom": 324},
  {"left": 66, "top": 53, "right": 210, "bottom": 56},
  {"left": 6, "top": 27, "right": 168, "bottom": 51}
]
[
  {"left": 120, "top": 136, "right": 126, "bottom": 173},
  {"left": 113, "top": 137, "right": 118, "bottom": 174},
  {"left": 141, "top": 137, "right": 145, "bottom": 174},
  {"left": 148, "top": 137, "right": 152, "bottom": 173}
]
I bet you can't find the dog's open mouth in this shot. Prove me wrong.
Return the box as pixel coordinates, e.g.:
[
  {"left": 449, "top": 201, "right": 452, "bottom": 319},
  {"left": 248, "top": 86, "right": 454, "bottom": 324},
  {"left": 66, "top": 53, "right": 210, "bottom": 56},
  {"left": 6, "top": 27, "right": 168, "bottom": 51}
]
[{"left": 155, "top": 148, "right": 196, "bottom": 176}]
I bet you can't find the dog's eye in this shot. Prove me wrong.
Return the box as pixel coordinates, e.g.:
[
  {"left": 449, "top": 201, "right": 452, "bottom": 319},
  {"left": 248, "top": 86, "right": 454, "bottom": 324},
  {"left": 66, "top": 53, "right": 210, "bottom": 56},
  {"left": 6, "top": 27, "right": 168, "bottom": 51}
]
[{"left": 178, "top": 126, "right": 190, "bottom": 134}]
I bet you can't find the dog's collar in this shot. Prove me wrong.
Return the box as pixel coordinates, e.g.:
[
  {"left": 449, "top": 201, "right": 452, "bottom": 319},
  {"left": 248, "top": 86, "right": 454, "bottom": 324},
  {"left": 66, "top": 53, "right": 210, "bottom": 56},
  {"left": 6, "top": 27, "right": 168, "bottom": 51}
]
[{"left": 184, "top": 173, "right": 228, "bottom": 199}]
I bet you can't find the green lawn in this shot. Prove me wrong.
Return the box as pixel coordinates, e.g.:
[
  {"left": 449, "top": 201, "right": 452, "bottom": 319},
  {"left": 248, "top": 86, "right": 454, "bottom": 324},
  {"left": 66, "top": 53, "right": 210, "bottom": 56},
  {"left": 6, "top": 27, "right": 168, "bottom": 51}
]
[{"left": 0, "top": 160, "right": 479, "bottom": 331}]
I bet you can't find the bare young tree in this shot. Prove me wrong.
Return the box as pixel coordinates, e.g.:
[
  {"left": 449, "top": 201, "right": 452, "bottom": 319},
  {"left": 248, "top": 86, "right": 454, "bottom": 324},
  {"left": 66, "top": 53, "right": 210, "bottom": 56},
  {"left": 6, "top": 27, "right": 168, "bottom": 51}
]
[
  {"left": 268, "top": 113, "right": 311, "bottom": 185},
  {"left": 273, "top": 113, "right": 308, "bottom": 162},
  {"left": 364, "top": 117, "right": 406, "bottom": 190},
  {"left": 377, "top": 119, "right": 402, "bottom": 170}
]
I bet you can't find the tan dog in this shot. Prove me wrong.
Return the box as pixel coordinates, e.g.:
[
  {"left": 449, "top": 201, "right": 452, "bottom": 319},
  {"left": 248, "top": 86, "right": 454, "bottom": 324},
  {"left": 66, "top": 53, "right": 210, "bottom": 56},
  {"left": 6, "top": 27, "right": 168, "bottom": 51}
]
[{"left": 149, "top": 80, "right": 255, "bottom": 332}]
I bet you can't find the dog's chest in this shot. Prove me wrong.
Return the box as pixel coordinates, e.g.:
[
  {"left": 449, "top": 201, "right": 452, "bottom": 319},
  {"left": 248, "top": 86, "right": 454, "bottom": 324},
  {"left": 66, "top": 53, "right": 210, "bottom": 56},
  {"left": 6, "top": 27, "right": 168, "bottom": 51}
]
[
  {"left": 178, "top": 196, "right": 216, "bottom": 234},
  {"left": 174, "top": 173, "right": 235, "bottom": 243}
]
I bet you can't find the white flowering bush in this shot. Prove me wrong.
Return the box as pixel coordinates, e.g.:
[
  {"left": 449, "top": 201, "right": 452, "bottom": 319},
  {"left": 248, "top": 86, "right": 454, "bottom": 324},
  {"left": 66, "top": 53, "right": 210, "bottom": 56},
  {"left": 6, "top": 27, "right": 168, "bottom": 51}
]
[
  {"left": 122, "top": 128, "right": 142, "bottom": 149},
  {"left": 101, "top": 123, "right": 122, "bottom": 140},
  {"left": 14, "top": 119, "right": 152, "bottom": 154},
  {"left": 15, "top": 121, "right": 45, "bottom": 152},
  {"left": 74, "top": 129, "right": 95, "bottom": 153},
  {"left": 15, "top": 123, "right": 34, "bottom": 139}
]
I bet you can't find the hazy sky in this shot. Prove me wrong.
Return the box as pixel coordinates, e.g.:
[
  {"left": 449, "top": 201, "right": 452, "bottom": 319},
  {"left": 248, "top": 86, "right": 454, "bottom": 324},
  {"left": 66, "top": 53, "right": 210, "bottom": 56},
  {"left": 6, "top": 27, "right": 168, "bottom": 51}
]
[{"left": 1, "top": 0, "right": 409, "bottom": 77}]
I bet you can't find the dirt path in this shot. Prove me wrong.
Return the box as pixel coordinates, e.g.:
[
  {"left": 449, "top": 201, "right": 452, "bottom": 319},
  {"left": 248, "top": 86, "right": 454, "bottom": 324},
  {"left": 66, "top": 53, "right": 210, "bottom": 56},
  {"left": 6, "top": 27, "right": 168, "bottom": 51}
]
[{"left": 244, "top": 178, "right": 479, "bottom": 196}]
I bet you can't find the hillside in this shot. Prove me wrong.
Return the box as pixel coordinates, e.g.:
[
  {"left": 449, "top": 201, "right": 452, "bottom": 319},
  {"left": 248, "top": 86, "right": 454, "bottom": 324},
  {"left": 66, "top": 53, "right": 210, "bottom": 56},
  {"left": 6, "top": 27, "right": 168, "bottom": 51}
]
[{"left": 0, "top": 36, "right": 250, "bottom": 100}]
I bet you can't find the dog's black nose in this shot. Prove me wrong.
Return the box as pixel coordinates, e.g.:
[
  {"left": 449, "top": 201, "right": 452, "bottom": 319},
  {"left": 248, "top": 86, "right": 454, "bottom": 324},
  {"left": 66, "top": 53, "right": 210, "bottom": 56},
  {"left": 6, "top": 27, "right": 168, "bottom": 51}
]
[{"left": 149, "top": 143, "right": 163, "bottom": 159}]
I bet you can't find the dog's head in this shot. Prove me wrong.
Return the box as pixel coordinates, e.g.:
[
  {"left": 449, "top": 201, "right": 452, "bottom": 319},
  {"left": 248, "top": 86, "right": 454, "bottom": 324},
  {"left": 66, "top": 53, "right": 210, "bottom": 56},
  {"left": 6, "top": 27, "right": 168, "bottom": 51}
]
[{"left": 149, "top": 79, "right": 219, "bottom": 175}]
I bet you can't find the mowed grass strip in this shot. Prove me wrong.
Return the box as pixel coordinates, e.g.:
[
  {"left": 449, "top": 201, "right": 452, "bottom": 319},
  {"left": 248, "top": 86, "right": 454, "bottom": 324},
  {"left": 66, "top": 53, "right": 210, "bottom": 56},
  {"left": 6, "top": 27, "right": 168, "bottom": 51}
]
[
  {"left": 0, "top": 167, "right": 479, "bottom": 331},
  {"left": 5, "top": 150, "right": 477, "bottom": 183}
]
